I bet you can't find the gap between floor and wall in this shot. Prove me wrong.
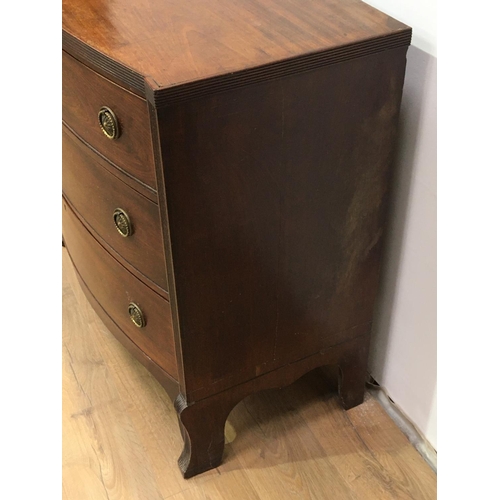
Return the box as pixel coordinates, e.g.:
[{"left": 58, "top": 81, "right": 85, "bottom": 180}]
[{"left": 366, "top": 374, "right": 437, "bottom": 473}]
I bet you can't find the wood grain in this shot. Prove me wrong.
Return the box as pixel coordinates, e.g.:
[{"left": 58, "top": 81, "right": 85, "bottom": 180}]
[
  {"left": 174, "top": 335, "right": 370, "bottom": 478},
  {"left": 63, "top": 198, "right": 177, "bottom": 378},
  {"left": 63, "top": 0, "right": 410, "bottom": 102},
  {"left": 63, "top": 125, "right": 168, "bottom": 294},
  {"left": 62, "top": 51, "right": 156, "bottom": 188},
  {"left": 62, "top": 0, "right": 413, "bottom": 479},
  {"left": 63, "top": 248, "right": 436, "bottom": 499},
  {"left": 153, "top": 46, "right": 407, "bottom": 400}
]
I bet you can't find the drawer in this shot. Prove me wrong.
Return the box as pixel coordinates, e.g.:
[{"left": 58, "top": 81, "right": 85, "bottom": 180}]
[
  {"left": 63, "top": 197, "right": 177, "bottom": 378},
  {"left": 62, "top": 50, "right": 156, "bottom": 190},
  {"left": 62, "top": 125, "right": 168, "bottom": 293}
]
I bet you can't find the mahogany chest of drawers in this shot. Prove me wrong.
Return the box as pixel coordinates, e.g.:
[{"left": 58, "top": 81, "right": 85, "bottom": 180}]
[{"left": 62, "top": 0, "right": 411, "bottom": 478}]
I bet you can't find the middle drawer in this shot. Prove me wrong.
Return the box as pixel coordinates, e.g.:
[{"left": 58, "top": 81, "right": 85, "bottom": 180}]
[{"left": 63, "top": 125, "right": 168, "bottom": 293}]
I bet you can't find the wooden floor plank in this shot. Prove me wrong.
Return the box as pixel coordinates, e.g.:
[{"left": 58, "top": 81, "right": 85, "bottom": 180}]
[
  {"left": 225, "top": 390, "right": 358, "bottom": 500},
  {"left": 62, "top": 346, "right": 110, "bottom": 500},
  {"left": 63, "top": 254, "right": 166, "bottom": 500},
  {"left": 303, "top": 374, "right": 417, "bottom": 496},
  {"left": 347, "top": 398, "right": 437, "bottom": 500},
  {"left": 62, "top": 249, "right": 436, "bottom": 499}
]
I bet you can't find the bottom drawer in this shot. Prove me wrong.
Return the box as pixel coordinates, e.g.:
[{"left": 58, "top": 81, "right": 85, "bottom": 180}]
[{"left": 63, "top": 197, "right": 177, "bottom": 378}]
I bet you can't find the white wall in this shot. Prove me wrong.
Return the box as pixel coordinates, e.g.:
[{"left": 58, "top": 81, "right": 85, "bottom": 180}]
[{"left": 363, "top": 0, "right": 437, "bottom": 449}]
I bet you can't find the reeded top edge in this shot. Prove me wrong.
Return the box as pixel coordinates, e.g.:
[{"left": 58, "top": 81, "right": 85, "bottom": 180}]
[{"left": 62, "top": 0, "right": 411, "bottom": 107}]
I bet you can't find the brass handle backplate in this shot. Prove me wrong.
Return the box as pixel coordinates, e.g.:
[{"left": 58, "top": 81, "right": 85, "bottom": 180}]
[
  {"left": 128, "top": 302, "right": 146, "bottom": 328},
  {"left": 98, "top": 106, "right": 120, "bottom": 140},
  {"left": 113, "top": 208, "right": 133, "bottom": 237}
]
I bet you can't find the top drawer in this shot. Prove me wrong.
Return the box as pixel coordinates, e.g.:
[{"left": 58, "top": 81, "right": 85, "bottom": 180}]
[{"left": 62, "top": 51, "right": 156, "bottom": 190}]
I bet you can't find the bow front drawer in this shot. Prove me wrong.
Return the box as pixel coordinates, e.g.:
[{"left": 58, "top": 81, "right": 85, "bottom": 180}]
[
  {"left": 62, "top": 197, "right": 177, "bottom": 378},
  {"left": 62, "top": 51, "right": 156, "bottom": 190},
  {"left": 62, "top": 125, "right": 168, "bottom": 293}
]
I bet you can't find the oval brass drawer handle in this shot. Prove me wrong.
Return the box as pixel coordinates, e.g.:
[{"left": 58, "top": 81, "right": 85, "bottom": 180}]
[
  {"left": 98, "top": 106, "right": 120, "bottom": 140},
  {"left": 113, "top": 208, "right": 133, "bottom": 237},
  {"left": 128, "top": 302, "right": 146, "bottom": 328}
]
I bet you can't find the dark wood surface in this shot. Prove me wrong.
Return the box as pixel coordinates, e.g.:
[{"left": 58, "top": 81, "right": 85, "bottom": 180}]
[
  {"left": 62, "top": 51, "right": 156, "bottom": 188},
  {"left": 175, "top": 334, "right": 369, "bottom": 478},
  {"left": 63, "top": 0, "right": 409, "bottom": 97},
  {"left": 73, "top": 266, "right": 180, "bottom": 402},
  {"left": 63, "top": 125, "right": 169, "bottom": 293},
  {"left": 148, "top": 101, "right": 188, "bottom": 395},
  {"left": 63, "top": 249, "right": 438, "bottom": 498},
  {"left": 63, "top": 197, "right": 177, "bottom": 378},
  {"left": 63, "top": 122, "right": 158, "bottom": 203},
  {"left": 62, "top": 0, "right": 411, "bottom": 479},
  {"left": 154, "top": 47, "right": 407, "bottom": 402}
]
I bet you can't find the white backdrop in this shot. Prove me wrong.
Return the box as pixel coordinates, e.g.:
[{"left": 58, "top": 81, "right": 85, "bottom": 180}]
[{"left": 363, "top": 0, "right": 437, "bottom": 449}]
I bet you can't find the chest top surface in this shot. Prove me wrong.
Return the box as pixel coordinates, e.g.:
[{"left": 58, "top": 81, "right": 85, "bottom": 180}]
[{"left": 63, "top": 0, "right": 410, "bottom": 94}]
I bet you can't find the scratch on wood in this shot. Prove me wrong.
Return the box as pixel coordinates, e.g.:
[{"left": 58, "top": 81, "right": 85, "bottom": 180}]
[
  {"left": 91, "top": 444, "right": 111, "bottom": 500},
  {"left": 65, "top": 345, "right": 93, "bottom": 409},
  {"left": 66, "top": 344, "right": 112, "bottom": 500}
]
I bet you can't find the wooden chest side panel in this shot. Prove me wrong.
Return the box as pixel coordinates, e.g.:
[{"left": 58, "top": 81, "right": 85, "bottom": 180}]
[{"left": 157, "top": 47, "right": 408, "bottom": 399}]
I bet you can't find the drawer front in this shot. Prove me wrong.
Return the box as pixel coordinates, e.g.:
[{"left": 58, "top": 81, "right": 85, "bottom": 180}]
[
  {"left": 63, "top": 197, "right": 177, "bottom": 378},
  {"left": 62, "top": 50, "right": 156, "bottom": 189},
  {"left": 62, "top": 125, "right": 168, "bottom": 292}
]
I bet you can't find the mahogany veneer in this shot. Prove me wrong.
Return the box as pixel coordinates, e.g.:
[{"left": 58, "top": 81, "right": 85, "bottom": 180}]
[
  {"left": 62, "top": 51, "right": 156, "bottom": 190},
  {"left": 62, "top": 0, "right": 411, "bottom": 478},
  {"left": 62, "top": 126, "right": 168, "bottom": 293}
]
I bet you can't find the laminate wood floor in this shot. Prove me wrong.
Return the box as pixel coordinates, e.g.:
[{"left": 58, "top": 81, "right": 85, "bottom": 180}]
[{"left": 62, "top": 249, "right": 436, "bottom": 500}]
